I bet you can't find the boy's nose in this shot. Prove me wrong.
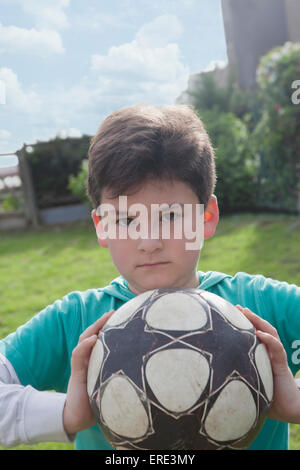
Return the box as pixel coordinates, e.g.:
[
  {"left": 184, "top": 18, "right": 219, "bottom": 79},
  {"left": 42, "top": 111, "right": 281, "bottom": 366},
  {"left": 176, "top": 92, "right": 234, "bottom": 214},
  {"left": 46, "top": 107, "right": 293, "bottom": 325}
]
[{"left": 137, "top": 235, "right": 163, "bottom": 253}]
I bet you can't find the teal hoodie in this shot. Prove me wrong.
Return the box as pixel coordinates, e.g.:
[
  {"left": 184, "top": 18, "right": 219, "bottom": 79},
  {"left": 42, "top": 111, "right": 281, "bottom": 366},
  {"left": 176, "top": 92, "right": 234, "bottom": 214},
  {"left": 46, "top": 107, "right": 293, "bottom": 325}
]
[{"left": 1, "top": 270, "right": 300, "bottom": 450}]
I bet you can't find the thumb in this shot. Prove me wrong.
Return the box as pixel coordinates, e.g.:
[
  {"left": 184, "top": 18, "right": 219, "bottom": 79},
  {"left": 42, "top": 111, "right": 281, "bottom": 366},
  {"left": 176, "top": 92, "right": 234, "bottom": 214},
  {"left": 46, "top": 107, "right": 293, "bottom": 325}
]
[{"left": 70, "top": 334, "right": 98, "bottom": 383}]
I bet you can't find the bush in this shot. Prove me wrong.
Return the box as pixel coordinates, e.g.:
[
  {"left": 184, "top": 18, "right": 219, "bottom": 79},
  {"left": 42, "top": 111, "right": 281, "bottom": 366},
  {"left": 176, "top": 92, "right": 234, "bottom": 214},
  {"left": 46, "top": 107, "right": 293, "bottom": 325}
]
[
  {"left": 1, "top": 194, "right": 21, "bottom": 213},
  {"left": 187, "top": 44, "right": 300, "bottom": 214},
  {"left": 198, "top": 110, "right": 259, "bottom": 214},
  {"left": 188, "top": 69, "right": 260, "bottom": 127},
  {"left": 188, "top": 71, "right": 236, "bottom": 114},
  {"left": 68, "top": 159, "right": 90, "bottom": 206},
  {"left": 188, "top": 70, "right": 260, "bottom": 213},
  {"left": 256, "top": 42, "right": 300, "bottom": 110},
  {"left": 24, "top": 135, "right": 91, "bottom": 209},
  {"left": 254, "top": 42, "right": 300, "bottom": 212}
]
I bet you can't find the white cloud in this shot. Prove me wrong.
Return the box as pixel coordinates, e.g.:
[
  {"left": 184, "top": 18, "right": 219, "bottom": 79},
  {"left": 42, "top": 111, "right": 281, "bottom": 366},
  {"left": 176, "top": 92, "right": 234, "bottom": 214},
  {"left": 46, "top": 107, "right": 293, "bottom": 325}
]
[
  {"left": 203, "top": 60, "right": 228, "bottom": 72},
  {"left": 0, "top": 129, "right": 11, "bottom": 139},
  {"left": 0, "top": 14, "right": 189, "bottom": 154},
  {"left": 38, "top": 82, "right": 97, "bottom": 125},
  {"left": 18, "top": 0, "right": 70, "bottom": 31},
  {"left": 0, "top": 67, "right": 41, "bottom": 112},
  {"left": 0, "top": 1, "right": 227, "bottom": 155},
  {"left": 58, "top": 128, "right": 83, "bottom": 139},
  {"left": 90, "top": 14, "right": 189, "bottom": 105},
  {"left": 135, "top": 14, "right": 183, "bottom": 47},
  {"left": 0, "top": 129, "right": 14, "bottom": 158},
  {"left": 0, "top": 23, "right": 65, "bottom": 55},
  {"left": 72, "top": 8, "right": 124, "bottom": 32},
  {"left": 92, "top": 42, "right": 186, "bottom": 83}
]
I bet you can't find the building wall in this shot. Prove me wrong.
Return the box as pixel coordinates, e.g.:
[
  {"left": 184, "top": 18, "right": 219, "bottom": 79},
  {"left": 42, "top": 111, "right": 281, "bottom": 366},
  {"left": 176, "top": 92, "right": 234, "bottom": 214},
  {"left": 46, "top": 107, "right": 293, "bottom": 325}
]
[
  {"left": 177, "top": 0, "right": 300, "bottom": 101},
  {"left": 285, "top": 0, "right": 300, "bottom": 42},
  {"left": 221, "top": 0, "right": 290, "bottom": 89},
  {"left": 176, "top": 65, "right": 231, "bottom": 105}
]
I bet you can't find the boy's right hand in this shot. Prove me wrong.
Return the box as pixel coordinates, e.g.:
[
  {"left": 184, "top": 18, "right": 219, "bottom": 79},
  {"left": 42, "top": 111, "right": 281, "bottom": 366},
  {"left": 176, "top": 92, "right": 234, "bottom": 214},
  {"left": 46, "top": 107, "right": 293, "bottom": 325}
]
[
  {"left": 63, "top": 310, "right": 115, "bottom": 437},
  {"left": 236, "top": 305, "right": 300, "bottom": 424}
]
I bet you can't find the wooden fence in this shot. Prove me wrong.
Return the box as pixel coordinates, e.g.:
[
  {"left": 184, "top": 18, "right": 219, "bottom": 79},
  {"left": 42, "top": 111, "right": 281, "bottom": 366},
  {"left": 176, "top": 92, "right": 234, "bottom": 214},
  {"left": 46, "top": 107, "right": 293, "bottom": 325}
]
[{"left": 0, "top": 145, "right": 90, "bottom": 231}]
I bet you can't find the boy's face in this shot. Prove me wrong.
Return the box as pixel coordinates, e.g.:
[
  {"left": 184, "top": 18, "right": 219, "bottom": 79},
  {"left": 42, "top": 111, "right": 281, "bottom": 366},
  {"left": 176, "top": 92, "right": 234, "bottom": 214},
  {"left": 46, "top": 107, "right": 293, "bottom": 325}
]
[{"left": 92, "top": 179, "right": 219, "bottom": 295}]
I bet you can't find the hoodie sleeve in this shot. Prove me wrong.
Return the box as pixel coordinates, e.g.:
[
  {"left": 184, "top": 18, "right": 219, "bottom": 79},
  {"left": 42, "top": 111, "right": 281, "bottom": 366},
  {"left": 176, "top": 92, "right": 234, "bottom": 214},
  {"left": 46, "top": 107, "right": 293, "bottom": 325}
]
[
  {"left": 0, "top": 353, "right": 73, "bottom": 447},
  {"left": 254, "top": 275, "right": 300, "bottom": 376},
  {"left": 0, "top": 292, "right": 83, "bottom": 392},
  {"left": 213, "top": 271, "right": 300, "bottom": 375},
  {"left": 221, "top": 272, "right": 300, "bottom": 376}
]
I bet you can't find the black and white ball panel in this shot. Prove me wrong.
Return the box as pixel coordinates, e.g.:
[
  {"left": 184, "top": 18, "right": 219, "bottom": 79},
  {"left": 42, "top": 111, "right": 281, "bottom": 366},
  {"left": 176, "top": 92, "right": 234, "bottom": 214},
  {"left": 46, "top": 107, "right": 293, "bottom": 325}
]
[
  {"left": 145, "top": 292, "right": 208, "bottom": 330},
  {"left": 145, "top": 348, "right": 210, "bottom": 413},
  {"left": 87, "top": 288, "right": 273, "bottom": 450},
  {"left": 105, "top": 290, "right": 155, "bottom": 328},
  {"left": 200, "top": 291, "right": 254, "bottom": 330}
]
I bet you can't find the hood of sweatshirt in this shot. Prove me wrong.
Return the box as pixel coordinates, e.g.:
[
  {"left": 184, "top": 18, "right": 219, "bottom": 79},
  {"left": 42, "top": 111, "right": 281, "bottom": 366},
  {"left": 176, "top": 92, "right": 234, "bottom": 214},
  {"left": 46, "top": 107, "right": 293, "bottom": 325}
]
[{"left": 100, "top": 270, "right": 231, "bottom": 302}]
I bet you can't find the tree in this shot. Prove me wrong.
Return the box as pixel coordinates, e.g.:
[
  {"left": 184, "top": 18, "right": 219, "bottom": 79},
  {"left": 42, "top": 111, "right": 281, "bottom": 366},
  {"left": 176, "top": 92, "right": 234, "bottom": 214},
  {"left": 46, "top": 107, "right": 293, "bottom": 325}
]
[{"left": 254, "top": 42, "right": 300, "bottom": 212}]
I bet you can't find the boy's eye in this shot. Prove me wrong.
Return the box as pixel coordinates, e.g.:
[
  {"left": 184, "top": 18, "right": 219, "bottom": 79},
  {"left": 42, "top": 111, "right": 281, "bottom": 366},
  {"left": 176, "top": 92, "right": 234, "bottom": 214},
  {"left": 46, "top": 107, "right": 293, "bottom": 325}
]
[
  {"left": 116, "top": 217, "right": 135, "bottom": 227},
  {"left": 161, "top": 211, "right": 182, "bottom": 222},
  {"left": 116, "top": 211, "right": 182, "bottom": 227}
]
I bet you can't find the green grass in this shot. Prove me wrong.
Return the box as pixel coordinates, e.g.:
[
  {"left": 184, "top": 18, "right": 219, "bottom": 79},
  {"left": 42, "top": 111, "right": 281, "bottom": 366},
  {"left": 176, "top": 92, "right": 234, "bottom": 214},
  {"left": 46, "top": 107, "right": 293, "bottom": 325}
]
[{"left": 0, "top": 213, "right": 299, "bottom": 450}]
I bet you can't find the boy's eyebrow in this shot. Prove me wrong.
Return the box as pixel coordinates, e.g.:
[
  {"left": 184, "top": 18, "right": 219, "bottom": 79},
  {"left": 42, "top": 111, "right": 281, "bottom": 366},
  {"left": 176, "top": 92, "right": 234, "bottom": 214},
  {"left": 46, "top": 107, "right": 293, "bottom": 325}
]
[
  {"left": 101, "top": 209, "right": 128, "bottom": 218},
  {"left": 96, "top": 207, "right": 125, "bottom": 217},
  {"left": 99, "top": 203, "right": 186, "bottom": 216}
]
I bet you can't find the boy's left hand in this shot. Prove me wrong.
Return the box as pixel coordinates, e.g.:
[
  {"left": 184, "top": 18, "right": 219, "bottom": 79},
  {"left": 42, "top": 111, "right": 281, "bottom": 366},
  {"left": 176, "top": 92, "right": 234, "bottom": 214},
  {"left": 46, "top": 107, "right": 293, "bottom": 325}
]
[
  {"left": 236, "top": 305, "right": 300, "bottom": 424},
  {"left": 63, "top": 310, "right": 115, "bottom": 437}
]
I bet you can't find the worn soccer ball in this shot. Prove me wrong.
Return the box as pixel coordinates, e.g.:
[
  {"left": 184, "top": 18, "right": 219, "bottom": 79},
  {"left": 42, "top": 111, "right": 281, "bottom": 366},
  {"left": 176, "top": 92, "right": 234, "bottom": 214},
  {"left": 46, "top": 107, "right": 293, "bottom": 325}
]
[{"left": 87, "top": 288, "right": 273, "bottom": 450}]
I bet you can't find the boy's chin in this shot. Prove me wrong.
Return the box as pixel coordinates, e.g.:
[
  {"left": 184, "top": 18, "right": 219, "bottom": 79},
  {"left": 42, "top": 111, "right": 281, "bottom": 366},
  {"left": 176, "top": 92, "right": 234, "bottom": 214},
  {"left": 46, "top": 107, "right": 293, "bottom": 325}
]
[
  {"left": 129, "top": 278, "right": 173, "bottom": 295},
  {"left": 130, "top": 275, "right": 197, "bottom": 295}
]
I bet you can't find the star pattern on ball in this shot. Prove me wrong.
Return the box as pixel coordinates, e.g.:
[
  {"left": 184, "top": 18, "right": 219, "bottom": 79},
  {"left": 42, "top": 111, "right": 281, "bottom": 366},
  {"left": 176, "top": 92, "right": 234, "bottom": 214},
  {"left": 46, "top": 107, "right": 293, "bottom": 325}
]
[
  {"left": 101, "top": 298, "right": 257, "bottom": 397},
  {"left": 112, "top": 403, "right": 223, "bottom": 450},
  {"left": 182, "top": 307, "right": 257, "bottom": 393},
  {"left": 90, "top": 289, "right": 273, "bottom": 450},
  {"left": 101, "top": 311, "right": 170, "bottom": 390}
]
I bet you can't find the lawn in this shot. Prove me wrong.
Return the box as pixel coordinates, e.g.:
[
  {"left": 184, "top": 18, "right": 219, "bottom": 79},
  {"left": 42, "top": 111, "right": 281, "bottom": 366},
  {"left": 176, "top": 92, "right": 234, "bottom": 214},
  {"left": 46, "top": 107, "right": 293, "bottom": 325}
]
[{"left": 0, "top": 212, "right": 299, "bottom": 450}]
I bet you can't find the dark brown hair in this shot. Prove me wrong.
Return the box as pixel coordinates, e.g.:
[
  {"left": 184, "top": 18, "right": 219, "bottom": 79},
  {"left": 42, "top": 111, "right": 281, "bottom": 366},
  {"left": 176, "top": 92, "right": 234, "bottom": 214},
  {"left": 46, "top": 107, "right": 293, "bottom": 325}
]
[{"left": 87, "top": 104, "right": 216, "bottom": 209}]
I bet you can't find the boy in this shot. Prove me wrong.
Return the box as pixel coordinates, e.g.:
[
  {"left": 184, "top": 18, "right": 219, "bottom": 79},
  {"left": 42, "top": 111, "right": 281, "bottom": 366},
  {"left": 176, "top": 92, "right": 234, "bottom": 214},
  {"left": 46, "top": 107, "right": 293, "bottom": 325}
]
[{"left": 0, "top": 104, "right": 300, "bottom": 450}]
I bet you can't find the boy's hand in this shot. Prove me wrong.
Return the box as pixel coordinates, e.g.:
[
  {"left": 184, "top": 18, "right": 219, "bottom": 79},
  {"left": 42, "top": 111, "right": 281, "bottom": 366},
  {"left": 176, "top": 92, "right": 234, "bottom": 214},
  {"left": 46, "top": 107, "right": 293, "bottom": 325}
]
[
  {"left": 63, "top": 310, "right": 115, "bottom": 437},
  {"left": 236, "top": 305, "right": 300, "bottom": 424}
]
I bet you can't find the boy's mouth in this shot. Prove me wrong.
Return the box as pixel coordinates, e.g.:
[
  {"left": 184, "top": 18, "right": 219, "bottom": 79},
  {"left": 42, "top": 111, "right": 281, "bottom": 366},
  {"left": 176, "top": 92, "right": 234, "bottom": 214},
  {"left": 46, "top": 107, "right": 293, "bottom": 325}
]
[{"left": 137, "top": 262, "right": 170, "bottom": 269}]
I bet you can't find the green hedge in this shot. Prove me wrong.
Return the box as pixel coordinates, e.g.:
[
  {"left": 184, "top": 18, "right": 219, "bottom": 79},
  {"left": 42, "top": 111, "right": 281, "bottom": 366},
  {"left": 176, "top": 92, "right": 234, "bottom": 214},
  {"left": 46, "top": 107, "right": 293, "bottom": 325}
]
[
  {"left": 198, "top": 110, "right": 259, "bottom": 214},
  {"left": 189, "top": 42, "right": 300, "bottom": 214},
  {"left": 24, "top": 135, "right": 91, "bottom": 209},
  {"left": 254, "top": 42, "right": 300, "bottom": 212}
]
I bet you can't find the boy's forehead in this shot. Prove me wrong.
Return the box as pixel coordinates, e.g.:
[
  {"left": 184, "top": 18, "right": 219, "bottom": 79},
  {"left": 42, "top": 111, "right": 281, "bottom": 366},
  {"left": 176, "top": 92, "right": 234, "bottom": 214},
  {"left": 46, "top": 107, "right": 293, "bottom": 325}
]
[{"left": 101, "top": 179, "right": 199, "bottom": 205}]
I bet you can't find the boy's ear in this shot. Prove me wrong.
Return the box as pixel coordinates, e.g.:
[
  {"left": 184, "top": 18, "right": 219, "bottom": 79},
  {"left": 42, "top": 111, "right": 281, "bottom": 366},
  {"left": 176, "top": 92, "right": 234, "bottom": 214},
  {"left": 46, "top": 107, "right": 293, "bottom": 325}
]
[
  {"left": 204, "top": 195, "right": 219, "bottom": 239},
  {"left": 91, "top": 209, "right": 108, "bottom": 248}
]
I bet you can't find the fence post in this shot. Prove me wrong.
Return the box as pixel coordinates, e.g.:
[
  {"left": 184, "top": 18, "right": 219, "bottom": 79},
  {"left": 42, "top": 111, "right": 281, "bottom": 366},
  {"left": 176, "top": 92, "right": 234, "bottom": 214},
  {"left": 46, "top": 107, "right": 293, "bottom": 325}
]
[{"left": 17, "top": 145, "right": 40, "bottom": 227}]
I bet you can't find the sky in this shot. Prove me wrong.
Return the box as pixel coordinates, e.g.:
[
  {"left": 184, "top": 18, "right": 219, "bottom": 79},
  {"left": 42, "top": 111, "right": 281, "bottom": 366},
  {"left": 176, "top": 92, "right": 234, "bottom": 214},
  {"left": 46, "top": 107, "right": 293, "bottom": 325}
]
[{"left": 0, "top": 0, "right": 227, "bottom": 166}]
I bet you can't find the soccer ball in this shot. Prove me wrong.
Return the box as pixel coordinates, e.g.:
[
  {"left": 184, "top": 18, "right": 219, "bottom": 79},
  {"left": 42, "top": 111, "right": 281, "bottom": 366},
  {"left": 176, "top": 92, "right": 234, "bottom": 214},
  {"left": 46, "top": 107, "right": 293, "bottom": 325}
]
[{"left": 87, "top": 288, "right": 273, "bottom": 450}]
